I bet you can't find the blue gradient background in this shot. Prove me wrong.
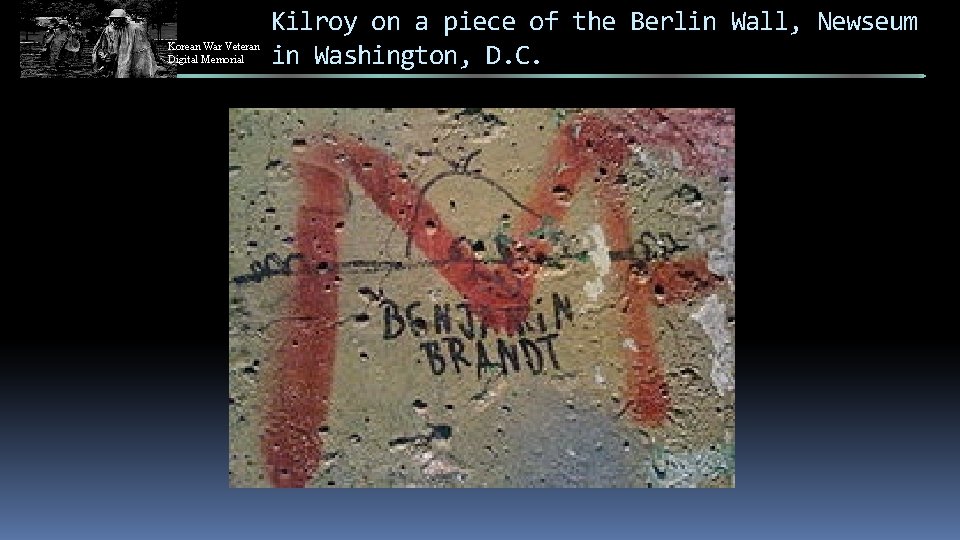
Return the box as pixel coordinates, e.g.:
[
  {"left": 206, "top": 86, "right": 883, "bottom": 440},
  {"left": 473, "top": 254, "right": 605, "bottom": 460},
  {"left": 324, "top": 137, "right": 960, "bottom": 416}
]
[{"left": 3, "top": 346, "right": 955, "bottom": 539}]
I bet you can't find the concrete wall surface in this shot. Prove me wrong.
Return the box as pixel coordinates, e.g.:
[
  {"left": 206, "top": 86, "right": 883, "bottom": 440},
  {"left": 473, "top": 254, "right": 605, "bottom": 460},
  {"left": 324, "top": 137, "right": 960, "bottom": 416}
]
[{"left": 229, "top": 108, "right": 736, "bottom": 488}]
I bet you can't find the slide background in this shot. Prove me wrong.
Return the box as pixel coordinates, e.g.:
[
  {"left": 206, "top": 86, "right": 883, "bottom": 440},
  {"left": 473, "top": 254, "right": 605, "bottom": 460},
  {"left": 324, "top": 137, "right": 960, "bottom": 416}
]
[{"left": 6, "top": 1, "right": 951, "bottom": 537}]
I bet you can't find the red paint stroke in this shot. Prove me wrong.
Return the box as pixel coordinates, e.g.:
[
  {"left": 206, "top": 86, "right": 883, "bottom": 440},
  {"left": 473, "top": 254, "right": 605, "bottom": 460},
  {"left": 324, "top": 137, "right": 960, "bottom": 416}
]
[
  {"left": 263, "top": 111, "right": 730, "bottom": 486},
  {"left": 594, "top": 171, "right": 672, "bottom": 426},
  {"left": 612, "top": 108, "right": 736, "bottom": 179},
  {"left": 560, "top": 114, "right": 725, "bottom": 426},
  {"left": 617, "top": 256, "right": 723, "bottom": 425},
  {"left": 261, "top": 165, "right": 345, "bottom": 488},
  {"left": 600, "top": 166, "right": 722, "bottom": 426},
  {"left": 295, "top": 133, "right": 557, "bottom": 333}
]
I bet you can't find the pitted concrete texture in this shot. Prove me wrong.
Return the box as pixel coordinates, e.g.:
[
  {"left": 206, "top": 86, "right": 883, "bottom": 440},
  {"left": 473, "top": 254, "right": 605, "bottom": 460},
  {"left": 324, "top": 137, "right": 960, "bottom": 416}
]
[{"left": 229, "top": 108, "right": 735, "bottom": 487}]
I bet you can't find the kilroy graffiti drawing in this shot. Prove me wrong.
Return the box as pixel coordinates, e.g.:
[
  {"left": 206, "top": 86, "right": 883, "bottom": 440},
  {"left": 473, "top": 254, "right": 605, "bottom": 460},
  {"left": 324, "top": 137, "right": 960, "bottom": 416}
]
[{"left": 228, "top": 108, "right": 735, "bottom": 488}]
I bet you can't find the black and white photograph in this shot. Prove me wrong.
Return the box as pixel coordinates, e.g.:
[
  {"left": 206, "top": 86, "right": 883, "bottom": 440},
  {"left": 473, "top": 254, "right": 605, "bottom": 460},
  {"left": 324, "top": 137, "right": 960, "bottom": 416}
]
[{"left": 19, "top": 0, "right": 177, "bottom": 78}]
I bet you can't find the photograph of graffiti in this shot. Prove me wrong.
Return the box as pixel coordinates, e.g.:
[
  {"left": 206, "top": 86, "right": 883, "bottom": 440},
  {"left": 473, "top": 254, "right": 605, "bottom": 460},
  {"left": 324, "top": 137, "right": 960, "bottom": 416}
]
[{"left": 229, "top": 108, "right": 735, "bottom": 487}]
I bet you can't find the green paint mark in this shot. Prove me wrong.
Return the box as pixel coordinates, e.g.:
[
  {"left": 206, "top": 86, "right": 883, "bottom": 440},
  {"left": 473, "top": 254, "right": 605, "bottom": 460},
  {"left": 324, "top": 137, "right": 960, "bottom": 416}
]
[{"left": 555, "top": 109, "right": 567, "bottom": 128}]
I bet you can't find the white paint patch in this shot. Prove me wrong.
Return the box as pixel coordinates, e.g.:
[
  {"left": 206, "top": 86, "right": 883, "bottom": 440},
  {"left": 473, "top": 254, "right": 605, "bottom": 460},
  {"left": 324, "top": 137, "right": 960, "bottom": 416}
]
[
  {"left": 583, "top": 279, "right": 604, "bottom": 302},
  {"left": 415, "top": 450, "right": 465, "bottom": 477},
  {"left": 708, "top": 187, "right": 735, "bottom": 288},
  {"left": 422, "top": 457, "right": 464, "bottom": 476},
  {"left": 691, "top": 294, "right": 735, "bottom": 396},
  {"left": 583, "top": 224, "right": 611, "bottom": 301},
  {"left": 648, "top": 446, "right": 734, "bottom": 488},
  {"left": 622, "top": 338, "right": 639, "bottom": 352},
  {"left": 670, "top": 149, "right": 683, "bottom": 169},
  {"left": 593, "top": 365, "right": 606, "bottom": 385}
]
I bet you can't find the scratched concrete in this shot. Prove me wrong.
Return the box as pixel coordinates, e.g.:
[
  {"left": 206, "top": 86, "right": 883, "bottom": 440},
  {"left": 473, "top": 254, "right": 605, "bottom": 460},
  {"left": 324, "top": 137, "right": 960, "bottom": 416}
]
[{"left": 228, "top": 108, "right": 735, "bottom": 487}]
